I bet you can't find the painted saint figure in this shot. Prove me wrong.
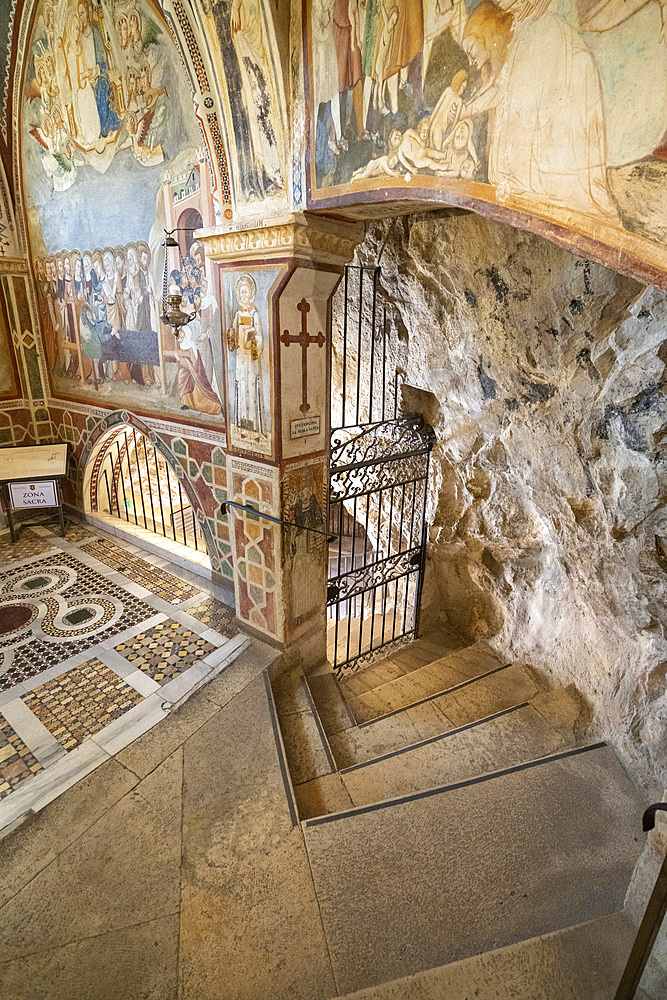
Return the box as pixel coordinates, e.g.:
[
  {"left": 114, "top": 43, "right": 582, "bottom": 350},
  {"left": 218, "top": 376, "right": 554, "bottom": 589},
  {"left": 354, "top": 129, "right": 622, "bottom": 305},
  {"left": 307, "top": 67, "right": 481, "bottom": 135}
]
[
  {"left": 230, "top": 0, "right": 284, "bottom": 192},
  {"left": 76, "top": 0, "right": 121, "bottom": 139},
  {"left": 177, "top": 312, "right": 223, "bottom": 417},
  {"left": 458, "top": 1, "right": 618, "bottom": 220},
  {"left": 288, "top": 477, "right": 326, "bottom": 626},
  {"left": 227, "top": 273, "right": 266, "bottom": 434}
]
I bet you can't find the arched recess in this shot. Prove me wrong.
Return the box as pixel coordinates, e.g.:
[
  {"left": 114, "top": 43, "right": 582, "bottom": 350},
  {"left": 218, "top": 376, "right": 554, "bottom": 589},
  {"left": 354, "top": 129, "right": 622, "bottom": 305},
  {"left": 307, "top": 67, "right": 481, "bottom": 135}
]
[
  {"left": 80, "top": 410, "right": 218, "bottom": 567},
  {"left": 177, "top": 208, "right": 203, "bottom": 258}
]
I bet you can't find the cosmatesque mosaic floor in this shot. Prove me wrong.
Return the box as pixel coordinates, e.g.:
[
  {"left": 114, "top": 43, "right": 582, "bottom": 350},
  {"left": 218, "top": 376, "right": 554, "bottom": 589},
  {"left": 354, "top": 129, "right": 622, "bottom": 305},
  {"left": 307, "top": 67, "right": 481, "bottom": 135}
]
[{"left": 0, "top": 520, "right": 245, "bottom": 813}]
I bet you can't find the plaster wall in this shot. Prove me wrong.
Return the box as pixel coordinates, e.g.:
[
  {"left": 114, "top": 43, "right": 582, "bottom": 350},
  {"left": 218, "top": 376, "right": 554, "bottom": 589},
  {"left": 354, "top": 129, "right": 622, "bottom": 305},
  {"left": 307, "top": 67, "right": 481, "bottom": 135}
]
[{"left": 346, "top": 210, "right": 667, "bottom": 795}]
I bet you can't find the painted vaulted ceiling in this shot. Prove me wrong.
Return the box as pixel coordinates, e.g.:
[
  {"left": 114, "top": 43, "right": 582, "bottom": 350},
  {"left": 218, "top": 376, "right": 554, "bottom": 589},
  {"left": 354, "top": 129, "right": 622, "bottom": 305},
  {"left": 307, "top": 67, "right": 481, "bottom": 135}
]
[{"left": 0, "top": 0, "right": 665, "bottom": 288}]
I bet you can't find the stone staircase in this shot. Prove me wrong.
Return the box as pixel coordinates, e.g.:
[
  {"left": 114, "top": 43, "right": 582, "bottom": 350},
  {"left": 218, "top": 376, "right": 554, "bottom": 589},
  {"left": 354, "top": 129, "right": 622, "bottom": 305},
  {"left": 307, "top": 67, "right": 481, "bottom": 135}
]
[{"left": 270, "top": 628, "right": 645, "bottom": 998}]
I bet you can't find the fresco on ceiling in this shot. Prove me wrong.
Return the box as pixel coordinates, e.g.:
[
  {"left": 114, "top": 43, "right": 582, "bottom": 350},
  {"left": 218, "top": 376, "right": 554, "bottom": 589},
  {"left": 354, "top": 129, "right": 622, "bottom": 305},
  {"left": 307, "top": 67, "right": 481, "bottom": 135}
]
[
  {"left": 221, "top": 267, "right": 278, "bottom": 456},
  {"left": 23, "top": 0, "right": 225, "bottom": 428},
  {"left": 200, "top": 0, "right": 287, "bottom": 204},
  {"left": 26, "top": 0, "right": 170, "bottom": 189},
  {"left": 307, "top": 0, "right": 667, "bottom": 268}
]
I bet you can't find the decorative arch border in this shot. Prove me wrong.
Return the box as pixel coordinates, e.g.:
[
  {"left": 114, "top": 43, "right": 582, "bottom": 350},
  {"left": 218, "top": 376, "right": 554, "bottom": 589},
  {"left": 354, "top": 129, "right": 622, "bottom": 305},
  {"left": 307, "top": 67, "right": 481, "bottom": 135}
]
[{"left": 79, "top": 409, "right": 218, "bottom": 566}]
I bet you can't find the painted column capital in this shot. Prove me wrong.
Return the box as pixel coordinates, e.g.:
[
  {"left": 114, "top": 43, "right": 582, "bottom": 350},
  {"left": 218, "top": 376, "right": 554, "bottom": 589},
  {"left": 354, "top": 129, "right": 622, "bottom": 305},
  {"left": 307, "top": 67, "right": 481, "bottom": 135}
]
[{"left": 197, "top": 212, "right": 365, "bottom": 267}]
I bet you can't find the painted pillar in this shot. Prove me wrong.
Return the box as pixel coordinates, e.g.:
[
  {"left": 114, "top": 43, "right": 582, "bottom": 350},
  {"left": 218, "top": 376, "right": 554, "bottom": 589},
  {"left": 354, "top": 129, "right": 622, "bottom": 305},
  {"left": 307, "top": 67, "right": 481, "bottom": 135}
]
[{"left": 200, "top": 213, "right": 364, "bottom": 663}]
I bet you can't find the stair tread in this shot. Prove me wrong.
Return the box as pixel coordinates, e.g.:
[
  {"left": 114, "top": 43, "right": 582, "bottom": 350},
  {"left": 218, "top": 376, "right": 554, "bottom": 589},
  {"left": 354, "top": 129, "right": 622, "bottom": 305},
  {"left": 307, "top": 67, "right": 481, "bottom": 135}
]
[
  {"left": 303, "top": 744, "right": 643, "bottom": 995},
  {"left": 332, "top": 912, "right": 636, "bottom": 1000},
  {"left": 329, "top": 711, "right": 423, "bottom": 770},
  {"left": 338, "top": 629, "right": 468, "bottom": 694},
  {"left": 403, "top": 701, "right": 454, "bottom": 740},
  {"left": 431, "top": 662, "right": 538, "bottom": 727},
  {"left": 294, "top": 772, "right": 354, "bottom": 820},
  {"left": 278, "top": 707, "right": 334, "bottom": 785},
  {"left": 350, "top": 644, "right": 504, "bottom": 723},
  {"left": 341, "top": 704, "right": 565, "bottom": 808},
  {"left": 271, "top": 667, "right": 311, "bottom": 717}
]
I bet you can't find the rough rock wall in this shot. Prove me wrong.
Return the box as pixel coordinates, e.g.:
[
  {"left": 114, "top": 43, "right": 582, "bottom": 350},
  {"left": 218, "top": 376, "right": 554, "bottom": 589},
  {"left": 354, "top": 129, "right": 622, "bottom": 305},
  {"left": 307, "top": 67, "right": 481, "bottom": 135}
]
[{"left": 350, "top": 210, "right": 667, "bottom": 795}]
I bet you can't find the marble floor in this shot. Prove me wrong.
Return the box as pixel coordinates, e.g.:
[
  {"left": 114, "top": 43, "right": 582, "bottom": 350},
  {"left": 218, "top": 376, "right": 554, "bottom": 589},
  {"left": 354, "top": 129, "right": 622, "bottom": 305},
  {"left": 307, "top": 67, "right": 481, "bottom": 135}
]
[{"left": 0, "top": 519, "right": 246, "bottom": 826}]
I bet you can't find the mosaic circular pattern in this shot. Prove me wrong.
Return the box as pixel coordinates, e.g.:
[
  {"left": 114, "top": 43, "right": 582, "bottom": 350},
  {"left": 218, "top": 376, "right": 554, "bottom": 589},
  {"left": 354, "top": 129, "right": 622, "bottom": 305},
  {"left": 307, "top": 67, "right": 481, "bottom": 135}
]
[
  {"left": 0, "top": 604, "right": 38, "bottom": 636},
  {"left": 0, "top": 566, "right": 77, "bottom": 600},
  {"left": 41, "top": 597, "right": 119, "bottom": 639}
]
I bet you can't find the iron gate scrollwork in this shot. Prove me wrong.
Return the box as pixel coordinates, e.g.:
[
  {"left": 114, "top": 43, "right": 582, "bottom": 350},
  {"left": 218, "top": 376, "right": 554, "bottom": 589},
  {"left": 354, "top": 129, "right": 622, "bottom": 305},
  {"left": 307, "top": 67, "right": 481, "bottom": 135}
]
[{"left": 328, "top": 265, "right": 434, "bottom": 674}]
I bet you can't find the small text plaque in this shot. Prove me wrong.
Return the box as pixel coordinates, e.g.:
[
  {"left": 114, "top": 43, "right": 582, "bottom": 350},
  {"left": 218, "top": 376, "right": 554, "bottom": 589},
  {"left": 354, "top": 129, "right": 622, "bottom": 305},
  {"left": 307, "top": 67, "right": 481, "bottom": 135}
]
[
  {"left": 290, "top": 415, "right": 321, "bottom": 440},
  {"left": 8, "top": 481, "right": 58, "bottom": 509}
]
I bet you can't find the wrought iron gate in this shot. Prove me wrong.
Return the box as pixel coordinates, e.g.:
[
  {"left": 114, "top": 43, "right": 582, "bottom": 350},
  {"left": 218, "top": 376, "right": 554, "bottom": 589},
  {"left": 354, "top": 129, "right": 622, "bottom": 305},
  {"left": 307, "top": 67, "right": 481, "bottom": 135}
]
[{"left": 327, "top": 266, "right": 434, "bottom": 674}]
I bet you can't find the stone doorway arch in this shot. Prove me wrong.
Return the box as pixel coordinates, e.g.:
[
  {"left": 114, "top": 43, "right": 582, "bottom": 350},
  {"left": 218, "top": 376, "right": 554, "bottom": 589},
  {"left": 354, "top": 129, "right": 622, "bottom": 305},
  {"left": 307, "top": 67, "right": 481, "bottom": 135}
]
[{"left": 81, "top": 412, "right": 215, "bottom": 565}]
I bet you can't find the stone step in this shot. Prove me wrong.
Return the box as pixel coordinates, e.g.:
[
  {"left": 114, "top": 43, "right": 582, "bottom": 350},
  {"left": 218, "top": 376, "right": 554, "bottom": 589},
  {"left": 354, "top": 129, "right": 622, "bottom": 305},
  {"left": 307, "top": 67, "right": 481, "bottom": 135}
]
[
  {"left": 306, "top": 672, "right": 356, "bottom": 737},
  {"left": 271, "top": 669, "right": 336, "bottom": 787},
  {"left": 302, "top": 743, "right": 643, "bottom": 995},
  {"left": 531, "top": 683, "right": 595, "bottom": 742},
  {"left": 332, "top": 911, "right": 636, "bottom": 1000},
  {"left": 294, "top": 772, "right": 355, "bottom": 821},
  {"left": 328, "top": 663, "right": 538, "bottom": 769},
  {"left": 348, "top": 643, "right": 506, "bottom": 723},
  {"left": 339, "top": 628, "right": 466, "bottom": 697},
  {"left": 340, "top": 703, "right": 565, "bottom": 808},
  {"left": 327, "top": 614, "right": 389, "bottom": 668},
  {"left": 430, "top": 661, "right": 540, "bottom": 728},
  {"left": 327, "top": 703, "right": 431, "bottom": 770}
]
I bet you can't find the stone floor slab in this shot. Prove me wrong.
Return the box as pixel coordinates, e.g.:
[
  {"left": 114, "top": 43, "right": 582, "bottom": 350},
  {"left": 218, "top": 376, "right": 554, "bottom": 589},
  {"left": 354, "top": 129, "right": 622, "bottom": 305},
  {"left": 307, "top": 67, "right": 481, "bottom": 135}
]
[
  {"left": 0, "top": 913, "right": 179, "bottom": 1000},
  {"left": 0, "top": 756, "right": 138, "bottom": 908},
  {"left": 333, "top": 912, "right": 636, "bottom": 1000},
  {"left": 0, "top": 749, "right": 182, "bottom": 960},
  {"left": 179, "top": 673, "right": 335, "bottom": 1000},
  {"left": 115, "top": 685, "right": 220, "bottom": 779}
]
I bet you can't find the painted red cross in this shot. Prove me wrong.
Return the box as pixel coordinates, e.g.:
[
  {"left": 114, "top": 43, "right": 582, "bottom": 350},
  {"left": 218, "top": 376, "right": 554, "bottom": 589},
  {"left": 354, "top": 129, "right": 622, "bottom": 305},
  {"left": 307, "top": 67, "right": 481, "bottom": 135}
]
[{"left": 280, "top": 298, "right": 325, "bottom": 413}]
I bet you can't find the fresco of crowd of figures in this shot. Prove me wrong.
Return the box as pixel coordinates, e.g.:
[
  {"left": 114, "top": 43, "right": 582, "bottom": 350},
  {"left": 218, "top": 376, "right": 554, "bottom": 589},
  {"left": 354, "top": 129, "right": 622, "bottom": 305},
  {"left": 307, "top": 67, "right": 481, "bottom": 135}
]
[
  {"left": 307, "top": 0, "right": 667, "bottom": 267},
  {"left": 21, "top": 0, "right": 283, "bottom": 444}
]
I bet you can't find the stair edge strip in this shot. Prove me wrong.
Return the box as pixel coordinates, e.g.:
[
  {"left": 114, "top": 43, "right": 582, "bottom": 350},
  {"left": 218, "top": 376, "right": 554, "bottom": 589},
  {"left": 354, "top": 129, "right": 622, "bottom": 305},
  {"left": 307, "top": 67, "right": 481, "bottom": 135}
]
[
  {"left": 356, "top": 662, "right": 514, "bottom": 728},
  {"left": 263, "top": 671, "right": 299, "bottom": 828},
  {"left": 303, "top": 741, "right": 608, "bottom": 828},
  {"left": 305, "top": 670, "right": 357, "bottom": 731},
  {"left": 340, "top": 702, "right": 530, "bottom": 774},
  {"left": 302, "top": 676, "right": 337, "bottom": 773}
]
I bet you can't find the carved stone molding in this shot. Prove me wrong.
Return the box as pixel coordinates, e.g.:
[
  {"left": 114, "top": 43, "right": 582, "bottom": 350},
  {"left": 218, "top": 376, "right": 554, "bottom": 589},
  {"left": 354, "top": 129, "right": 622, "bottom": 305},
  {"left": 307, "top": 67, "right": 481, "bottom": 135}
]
[
  {"left": 0, "top": 258, "right": 29, "bottom": 274},
  {"left": 198, "top": 212, "right": 365, "bottom": 266}
]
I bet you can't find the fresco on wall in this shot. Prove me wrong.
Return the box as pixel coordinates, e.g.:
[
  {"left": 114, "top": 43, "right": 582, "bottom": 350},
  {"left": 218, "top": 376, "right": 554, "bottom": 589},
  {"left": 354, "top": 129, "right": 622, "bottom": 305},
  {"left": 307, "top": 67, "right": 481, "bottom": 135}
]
[
  {"left": 23, "top": 0, "right": 225, "bottom": 427},
  {"left": 0, "top": 293, "right": 19, "bottom": 398},
  {"left": 221, "top": 267, "right": 278, "bottom": 455},
  {"left": 200, "top": 0, "right": 288, "bottom": 203},
  {"left": 307, "top": 0, "right": 667, "bottom": 267},
  {"left": 283, "top": 460, "right": 326, "bottom": 633},
  {"left": 33, "top": 234, "right": 223, "bottom": 419}
]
